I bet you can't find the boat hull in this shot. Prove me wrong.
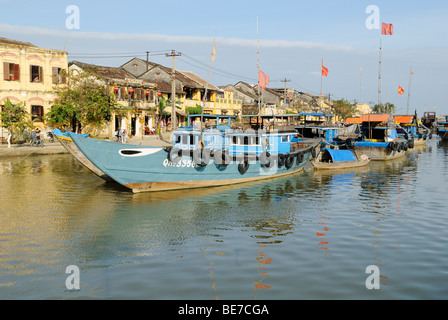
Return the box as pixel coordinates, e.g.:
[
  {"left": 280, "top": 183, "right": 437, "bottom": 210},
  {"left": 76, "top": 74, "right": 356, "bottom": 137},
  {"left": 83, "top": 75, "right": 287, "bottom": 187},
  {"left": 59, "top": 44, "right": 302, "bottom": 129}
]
[
  {"left": 54, "top": 132, "right": 113, "bottom": 181},
  {"left": 69, "top": 133, "right": 313, "bottom": 193},
  {"left": 354, "top": 145, "right": 405, "bottom": 161},
  {"left": 311, "top": 159, "right": 370, "bottom": 170}
]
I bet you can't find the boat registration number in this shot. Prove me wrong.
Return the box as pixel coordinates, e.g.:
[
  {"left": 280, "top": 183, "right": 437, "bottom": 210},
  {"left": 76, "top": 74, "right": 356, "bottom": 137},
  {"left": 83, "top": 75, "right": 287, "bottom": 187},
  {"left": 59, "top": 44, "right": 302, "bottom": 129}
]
[{"left": 163, "top": 159, "right": 196, "bottom": 168}]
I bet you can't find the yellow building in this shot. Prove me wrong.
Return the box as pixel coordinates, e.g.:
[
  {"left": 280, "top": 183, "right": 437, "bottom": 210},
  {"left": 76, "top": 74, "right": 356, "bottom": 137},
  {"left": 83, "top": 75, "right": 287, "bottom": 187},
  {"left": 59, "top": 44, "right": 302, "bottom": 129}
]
[
  {"left": 0, "top": 37, "right": 68, "bottom": 131},
  {"left": 214, "top": 90, "right": 242, "bottom": 116}
]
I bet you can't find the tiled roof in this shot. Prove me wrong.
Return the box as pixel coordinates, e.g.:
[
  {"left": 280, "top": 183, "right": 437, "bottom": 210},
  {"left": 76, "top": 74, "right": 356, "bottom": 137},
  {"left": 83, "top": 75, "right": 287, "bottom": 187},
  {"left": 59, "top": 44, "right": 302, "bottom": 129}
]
[
  {"left": 0, "top": 37, "right": 35, "bottom": 47},
  {"left": 70, "top": 61, "right": 136, "bottom": 80}
]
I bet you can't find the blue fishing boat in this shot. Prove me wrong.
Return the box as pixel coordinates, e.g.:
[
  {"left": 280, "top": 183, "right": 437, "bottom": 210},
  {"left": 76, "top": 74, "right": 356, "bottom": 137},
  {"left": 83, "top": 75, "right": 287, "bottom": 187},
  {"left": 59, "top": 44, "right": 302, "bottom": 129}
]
[
  {"left": 436, "top": 115, "right": 448, "bottom": 140},
  {"left": 53, "top": 129, "right": 113, "bottom": 182},
  {"left": 396, "top": 114, "right": 431, "bottom": 146},
  {"left": 351, "top": 114, "right": 408, "bottom": 161},
  {"left": 68, "top": 129, "right": 319, "bottom": 193}
]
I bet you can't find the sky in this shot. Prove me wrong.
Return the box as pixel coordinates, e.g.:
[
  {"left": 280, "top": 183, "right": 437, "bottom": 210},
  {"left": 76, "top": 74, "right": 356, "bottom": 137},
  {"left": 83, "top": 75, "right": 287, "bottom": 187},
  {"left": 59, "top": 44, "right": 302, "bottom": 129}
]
[{"left": 1, "top": 0, "right": 448, "bottom": 115}]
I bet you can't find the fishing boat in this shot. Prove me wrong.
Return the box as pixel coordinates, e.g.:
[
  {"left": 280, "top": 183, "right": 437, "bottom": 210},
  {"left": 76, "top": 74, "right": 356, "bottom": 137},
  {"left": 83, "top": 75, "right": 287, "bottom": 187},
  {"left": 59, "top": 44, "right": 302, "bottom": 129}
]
[
  {"left": 68, "top": 129, "right": 319, "bottom": 193},
  {"left": 396, "top": 113, "right": 431, "bottom": 146},
  {"left": 53, "top": 129, "right": 113, "bottom": 182},
  {"left": 436, "top": 115, "right": 448, "bottom": 140},
  {"left": 351, "top": 114, "right": 408, "bottom": 161},
  {"left": 311, "top": 147, "right": 370, "bottom": 170}
]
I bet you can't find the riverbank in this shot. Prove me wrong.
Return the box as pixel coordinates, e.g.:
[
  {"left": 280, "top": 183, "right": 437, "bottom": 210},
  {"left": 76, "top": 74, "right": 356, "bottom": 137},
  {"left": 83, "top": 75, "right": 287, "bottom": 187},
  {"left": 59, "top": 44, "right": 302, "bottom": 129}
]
[{"left": 0, "top": 132, "right": 172, "bottom": 158}]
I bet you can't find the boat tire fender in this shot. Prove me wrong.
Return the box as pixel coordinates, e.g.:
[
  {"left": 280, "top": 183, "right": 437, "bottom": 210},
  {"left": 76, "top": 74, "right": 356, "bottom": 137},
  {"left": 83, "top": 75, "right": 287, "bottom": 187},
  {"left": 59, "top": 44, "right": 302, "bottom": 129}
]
[
  {"left": 296, "top": 152, "right": 304, "bottom": 164},
  {"left": 214, "top": 149, "right": 230, "bottom": 166},
  {"left": 403, "top": 142, "right": 408, "bottom": 151},
  {"left": 168, "top": 147, "right": 182, "bottom": 163},
  {"left": 285, "top": 154, "right": 294, "bottom": 169},
  {"left": 260, "top": 151, "right": 272, "bottom": 167},
  {"left": 193, "top": 148, "right": 210, "bottom": 167},
  {"left": 311, "top": 146, "right": 317, "bottom": 159},
  {"left": 278, "top": 154, "right": 286, "bottom": 167},
  {"left": 238, "top": 156, "right": 250, "bottom": 174}
]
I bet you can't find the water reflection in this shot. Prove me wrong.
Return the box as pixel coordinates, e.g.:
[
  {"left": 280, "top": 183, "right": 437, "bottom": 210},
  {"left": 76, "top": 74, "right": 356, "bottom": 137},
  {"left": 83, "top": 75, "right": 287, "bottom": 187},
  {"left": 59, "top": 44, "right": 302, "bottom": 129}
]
[{"left": 1, "top": 139, "right": 447, "bottom": 299}]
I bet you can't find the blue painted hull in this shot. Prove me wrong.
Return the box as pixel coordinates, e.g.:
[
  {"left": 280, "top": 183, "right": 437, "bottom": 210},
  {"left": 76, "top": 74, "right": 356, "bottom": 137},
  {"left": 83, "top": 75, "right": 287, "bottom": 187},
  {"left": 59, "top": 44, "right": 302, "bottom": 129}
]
[{"left": 69, "top": 133, "right": 314, "bottom": 193}]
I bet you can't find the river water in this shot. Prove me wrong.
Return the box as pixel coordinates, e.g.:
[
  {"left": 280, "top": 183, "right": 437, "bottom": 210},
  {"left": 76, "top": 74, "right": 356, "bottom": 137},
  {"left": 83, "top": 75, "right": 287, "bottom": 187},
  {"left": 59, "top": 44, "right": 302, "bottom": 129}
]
[{"left": 1, "top": 138, "right": 448, "bottom": 300}]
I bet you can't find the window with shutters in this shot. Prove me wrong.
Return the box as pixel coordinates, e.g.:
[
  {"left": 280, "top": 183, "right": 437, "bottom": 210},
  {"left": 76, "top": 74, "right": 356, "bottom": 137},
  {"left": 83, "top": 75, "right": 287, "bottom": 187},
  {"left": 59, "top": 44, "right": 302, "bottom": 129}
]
[
  {"left": 31, "top": 105, "right": 44, "bottom": 122},
  {"left": 52, "top": 67, "right": 66, "bottom": 84},
  {"left": 3, "top": 62, "right": 20, "bottom": 81},
  {"left": 30, "top": 65, "right": 43, "bottom": 83}
]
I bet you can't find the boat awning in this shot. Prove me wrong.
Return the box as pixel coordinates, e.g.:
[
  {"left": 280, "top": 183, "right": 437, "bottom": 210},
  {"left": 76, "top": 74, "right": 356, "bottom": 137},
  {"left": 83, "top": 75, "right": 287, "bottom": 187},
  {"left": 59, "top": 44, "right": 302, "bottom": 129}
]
[
  {"left": 320, "top": 148, "right": 356, "bottom": 162},
  {"left": 345, "top": 117, "right": 362, "bottom": 124},
  {"left": 360, "top": 114, "right": 391, "bottom": 123},
  {"left": 395, "top": 115, "right": 414, "bottom": 124}
]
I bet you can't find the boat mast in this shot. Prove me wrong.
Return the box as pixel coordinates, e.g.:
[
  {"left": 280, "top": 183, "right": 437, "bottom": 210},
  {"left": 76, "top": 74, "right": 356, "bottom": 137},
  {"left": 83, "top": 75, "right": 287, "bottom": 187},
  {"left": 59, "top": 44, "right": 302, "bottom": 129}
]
[
  {"left": 406, "top": 66, "right": 413, "bottom": 115},
  {"left": 257, "top": 16, "right": 261, "bottom": 129},
  {"left": 378, "top": 37, "right": 382, "bottom": 108},
  {"left": 200, "top": 36, "right": 216, "bottom": 141}
]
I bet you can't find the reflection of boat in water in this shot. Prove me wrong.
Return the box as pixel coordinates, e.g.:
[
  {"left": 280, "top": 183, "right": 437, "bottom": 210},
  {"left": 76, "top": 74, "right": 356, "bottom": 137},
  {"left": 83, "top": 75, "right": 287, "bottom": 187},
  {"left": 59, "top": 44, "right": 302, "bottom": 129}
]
[
  {"left": 69, "top": 127, "right": 319, "bottom": 193},
  {"left": 311, "top": 147, "right": 370, "bottom": 170},
  {"left": 53, "top": 129, "right": 113, "bottom": 182}
]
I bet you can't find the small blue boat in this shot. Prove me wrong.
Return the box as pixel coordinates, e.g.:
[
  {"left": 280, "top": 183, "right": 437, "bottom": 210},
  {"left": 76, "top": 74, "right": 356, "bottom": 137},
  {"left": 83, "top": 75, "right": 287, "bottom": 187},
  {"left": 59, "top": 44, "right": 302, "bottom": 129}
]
[
  {"left": 69, "top": 129, "right": 319, "bottom": 193},
  {"left": 311, "top": 147, "right": 370, "bottom": 170}
]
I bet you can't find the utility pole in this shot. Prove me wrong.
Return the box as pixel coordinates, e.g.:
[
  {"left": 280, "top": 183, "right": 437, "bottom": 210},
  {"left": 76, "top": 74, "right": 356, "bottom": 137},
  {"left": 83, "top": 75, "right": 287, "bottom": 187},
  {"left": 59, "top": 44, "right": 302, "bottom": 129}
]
[
  {"left": 146, "top": 51, "right": 150, "bottom": 71},
  {"left": 282, "top": 78, "right": 291, "bottom": 107},
  {"left": 165, "top": 50, "right": 181, "bottom": 130}
]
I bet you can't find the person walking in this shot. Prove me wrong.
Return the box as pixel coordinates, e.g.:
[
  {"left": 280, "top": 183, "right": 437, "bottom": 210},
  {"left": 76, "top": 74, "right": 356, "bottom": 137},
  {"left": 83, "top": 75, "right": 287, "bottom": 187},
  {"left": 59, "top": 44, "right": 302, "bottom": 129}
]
[{"left": 35, "top": 129, "right": 44, "bottom": 147}]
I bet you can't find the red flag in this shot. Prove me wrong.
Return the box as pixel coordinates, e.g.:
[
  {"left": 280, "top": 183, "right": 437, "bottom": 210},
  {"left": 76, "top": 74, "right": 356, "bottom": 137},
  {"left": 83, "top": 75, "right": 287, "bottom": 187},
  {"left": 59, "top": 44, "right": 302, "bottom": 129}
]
[
  {"left": 258, "top": 69, "right": 270, "bottom": 88},
  {"left": 398, "top": 86, "right": 404, "bottom": 95},
  {"left": 382, "top": 23, "right": 393, "bottom": 35},
  {"left": 321, "top": 64, "right": 328, "bottom": 77}
]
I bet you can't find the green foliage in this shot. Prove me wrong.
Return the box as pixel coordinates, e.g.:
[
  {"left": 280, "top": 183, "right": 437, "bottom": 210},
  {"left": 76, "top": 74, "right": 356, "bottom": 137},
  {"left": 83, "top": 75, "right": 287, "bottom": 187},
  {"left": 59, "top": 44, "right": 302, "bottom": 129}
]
[
  {"left": 46, "top": 69, "right": 119, "bottom": 132},
  {"left": 0, "top": 98, "right": 33, "bottom": 137},
  {"left": 373, "top": 103, "right": 396, "bottom": 114},
  {"left": 332, "top": 99, "right": 356, "bottom": 119},
  {"left": 185, "top": 105, "right": 203, "bottom": 115}
]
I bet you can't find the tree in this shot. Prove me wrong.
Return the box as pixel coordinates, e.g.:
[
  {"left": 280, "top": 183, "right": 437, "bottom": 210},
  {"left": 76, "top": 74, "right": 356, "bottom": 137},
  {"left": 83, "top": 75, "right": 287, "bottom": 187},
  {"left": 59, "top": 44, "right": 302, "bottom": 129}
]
[
  {"left": 372, "top": 102, "right": 396, "bottom": 114},
  {"left": 46, "top": 69, "right": 121, "bottom": 134},
  {"left": 156, "top": 97, "right": 168, "bottom": 136},
  {"left": 332, "top": 99, "right": 356, "bottom": 120},
  {"left": 185, "top": 105, "right": 203, "bottom": 115},
  {"left": 0, "top": 98, "right": 33, "bottom": 148}
]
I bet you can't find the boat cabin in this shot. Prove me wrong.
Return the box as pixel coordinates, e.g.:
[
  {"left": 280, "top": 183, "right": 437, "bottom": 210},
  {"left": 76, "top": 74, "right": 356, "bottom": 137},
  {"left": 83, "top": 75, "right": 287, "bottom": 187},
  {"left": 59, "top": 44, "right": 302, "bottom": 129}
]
[
  {"left": 358, "top": 114, "right": 397, "bottom": 142},
  {"left": 179, "top": 114, "right": 236, "bottom": 132},
  {"left": 225, "top": 131, "right": 299, "bottom": 157}
]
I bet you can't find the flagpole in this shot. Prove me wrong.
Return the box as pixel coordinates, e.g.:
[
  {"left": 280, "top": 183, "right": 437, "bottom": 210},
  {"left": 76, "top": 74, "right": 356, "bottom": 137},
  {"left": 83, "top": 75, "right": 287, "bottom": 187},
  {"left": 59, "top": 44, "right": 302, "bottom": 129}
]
[
  {"left": 360, "top": 66, "right": 363, "bottom": 104},
  {"left": 257, "top": 16, "right": 261, "bottom": 129},
  {"left": 406, "top": 66, "right": 413, "bottom": 115},
  {"left": 320, "top": 58, "right": 323, "bottom": 98},
  {"left": 378, "top": 37, "right": 382, "bottom": 109},
  {"left": 200, "top": 37, "right": 216, "bottom": 139}
]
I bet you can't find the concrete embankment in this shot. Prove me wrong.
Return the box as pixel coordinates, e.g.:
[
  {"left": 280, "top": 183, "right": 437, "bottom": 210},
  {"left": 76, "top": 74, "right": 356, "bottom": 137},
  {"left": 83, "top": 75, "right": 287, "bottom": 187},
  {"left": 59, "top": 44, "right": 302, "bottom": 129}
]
[{"left": 0, "top": 134, "right": 172, "bottom": 158}]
